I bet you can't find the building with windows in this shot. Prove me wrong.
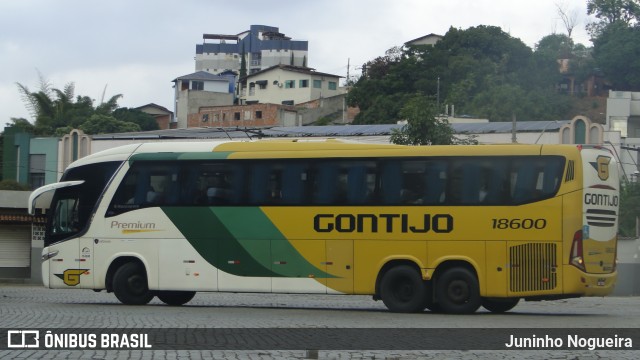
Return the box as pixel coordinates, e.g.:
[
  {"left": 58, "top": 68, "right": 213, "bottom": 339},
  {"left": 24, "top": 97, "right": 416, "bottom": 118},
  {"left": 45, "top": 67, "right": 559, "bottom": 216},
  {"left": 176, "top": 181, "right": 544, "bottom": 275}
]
[
  {"left": 135, "top": 103, "right": 174, "bottom": 130},
  {"left": 605, "top": 90, "right": 640, "bottom": 180},
  {"left": 608, "top": 90, "right": 640, "bottom": 139},
  {"left": 195, "top": 25, "right": 308, "bottom": 75},
  {"left": 182, "top": 25, "right": 353, "bottom": 128},
  {"left": 172, "top": 71, "right": 235, "bottom": 128},
  {"left": 1, "top": 127, "right": 59, "bottom": 189},
  {"left": 240, "top": 64, "right": 342, "bottom": 106}
]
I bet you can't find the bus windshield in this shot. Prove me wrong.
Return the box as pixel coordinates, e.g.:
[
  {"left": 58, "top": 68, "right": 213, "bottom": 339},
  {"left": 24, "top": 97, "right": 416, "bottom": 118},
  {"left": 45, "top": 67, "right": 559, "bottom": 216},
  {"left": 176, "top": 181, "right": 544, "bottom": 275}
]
[{"left": 46, "top": 161, "right": 121, "bottom": 246}]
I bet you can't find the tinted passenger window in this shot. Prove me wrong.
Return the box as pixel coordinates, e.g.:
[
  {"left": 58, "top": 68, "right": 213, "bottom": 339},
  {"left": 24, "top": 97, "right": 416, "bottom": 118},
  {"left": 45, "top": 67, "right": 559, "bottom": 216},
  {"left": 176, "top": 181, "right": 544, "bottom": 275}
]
[{"left": 105, "top": 155, "right": 565, "bottom": 216}]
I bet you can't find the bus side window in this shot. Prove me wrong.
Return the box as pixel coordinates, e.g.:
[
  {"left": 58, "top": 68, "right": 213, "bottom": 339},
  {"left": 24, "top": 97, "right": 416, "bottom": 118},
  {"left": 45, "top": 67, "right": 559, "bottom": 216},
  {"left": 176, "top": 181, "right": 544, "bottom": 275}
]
[
  {"left": 381, "top": 161, "right": 402, "bottom": 204},
  {"left": 461, "top": 163, "right": 481, "bottom": 204},
  {"left": 165, "top": 172, "right": 181, "bottom": 205},
  {"left": 343, "top": 161, "right": 376, "bottom": 205},
  {"left": 313, "top": 163, "right": 339, "bottom": 205},
  {"left": 424, "top": 161, "right": 447, "bottom": 205},
  {"left": 512, "top": 161, "right": 536, "bottom": 204},
  {"left": 113, "top": 172, "right": 138, "bottom": 206},
  {"left": 193, "top": 163, "right": 238, "bottom": 205},
  {"left": 398, "top": 161, "right": 428, "bottom": 205},
  {"left": 281, "top": 163, "right": 307, "bottom": 204},
  {"left": 540, "top": 159, "right": 564, "bottom": 196},
  {"left": 249, "top": 163, "right": 270, "bottom": 204},
  {"left": 229, "top": 165, "right": 245, "bottom": 204},
  {"left": 347, "top": 165, "right": 368, "bottom": 204},
  {"left": 484, "top": 162, "right": 508, "bottom": 204}
]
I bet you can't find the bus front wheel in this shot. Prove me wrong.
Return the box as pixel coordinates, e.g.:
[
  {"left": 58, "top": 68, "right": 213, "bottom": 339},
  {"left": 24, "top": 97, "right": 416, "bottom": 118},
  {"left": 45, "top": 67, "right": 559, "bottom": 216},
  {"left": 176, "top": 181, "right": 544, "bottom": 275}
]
[
  {"left": 435, "top": 267, "right": 481, "bottom": 314},
  {"left": 157, "top": 291, "right": 196, "bottom": 306},
  {"left": 380, "top": 265, "right": 427, "bottom": 313},
  {"left": 482, "top": 298, "right": 519, "bottom": 313},
  {"left": 112, "top": 262, "right": 154, "bottom": 305}
]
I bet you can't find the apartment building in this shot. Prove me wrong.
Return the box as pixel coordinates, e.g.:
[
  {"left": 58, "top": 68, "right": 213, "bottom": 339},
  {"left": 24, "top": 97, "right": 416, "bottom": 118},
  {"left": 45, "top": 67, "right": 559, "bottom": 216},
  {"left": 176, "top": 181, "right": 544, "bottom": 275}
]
[
  {"left": 195, "top": 25, "right": 308, "bottom": 75},
  {"left": 240, "top": 64, "right": 342, "bottom": 105}
]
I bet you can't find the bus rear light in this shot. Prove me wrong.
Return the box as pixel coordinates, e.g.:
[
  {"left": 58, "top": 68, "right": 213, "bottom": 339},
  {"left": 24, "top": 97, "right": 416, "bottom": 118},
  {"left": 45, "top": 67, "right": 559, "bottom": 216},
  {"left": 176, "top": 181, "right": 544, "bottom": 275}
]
[{"left": 570, "top": 230, "right": 586, "bottom": 272}]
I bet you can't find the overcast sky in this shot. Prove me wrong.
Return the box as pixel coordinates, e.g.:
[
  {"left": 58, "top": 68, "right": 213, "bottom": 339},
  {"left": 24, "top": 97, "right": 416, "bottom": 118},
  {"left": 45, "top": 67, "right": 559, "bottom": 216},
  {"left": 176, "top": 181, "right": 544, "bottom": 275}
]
[{"left": 0, "top": 0, "right": 594, "bottom": 128}]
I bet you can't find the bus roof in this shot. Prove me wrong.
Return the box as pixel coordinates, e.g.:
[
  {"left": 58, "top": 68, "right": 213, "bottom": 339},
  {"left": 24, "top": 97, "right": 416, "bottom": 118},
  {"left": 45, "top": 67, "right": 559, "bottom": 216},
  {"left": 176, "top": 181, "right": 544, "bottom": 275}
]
[{"left": 67, "top": 140, "right": 592, "bottom": 168}]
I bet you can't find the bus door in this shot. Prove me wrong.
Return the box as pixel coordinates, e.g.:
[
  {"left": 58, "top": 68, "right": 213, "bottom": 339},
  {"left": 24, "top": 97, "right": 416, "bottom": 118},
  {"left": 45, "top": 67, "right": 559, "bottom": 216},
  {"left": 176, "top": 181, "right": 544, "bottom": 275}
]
[{"left": 47, "top": 189, "right": 94, "bottom": 289}]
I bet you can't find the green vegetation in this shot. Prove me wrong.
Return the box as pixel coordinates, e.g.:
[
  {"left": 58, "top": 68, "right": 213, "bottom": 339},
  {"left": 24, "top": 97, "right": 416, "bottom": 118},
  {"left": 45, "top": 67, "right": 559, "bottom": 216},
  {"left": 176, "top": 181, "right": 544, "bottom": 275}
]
[
  {"left": 350, "top": 1, "right": 640, "bottom": 126},
  {"left": 11, "top": 72, "right": 159, "bottom": 136},
  {"left": 619, "top": 180, "right": 640, "bottom": 237},
  {"left": 0, "top": 179, "right": 30, "bottom": 190},
  {"left": 348, "top": 25, "right": 574, "bottom": 125},
  {"left": 389, "top": 94, "right": 477, "bottom": 145}
]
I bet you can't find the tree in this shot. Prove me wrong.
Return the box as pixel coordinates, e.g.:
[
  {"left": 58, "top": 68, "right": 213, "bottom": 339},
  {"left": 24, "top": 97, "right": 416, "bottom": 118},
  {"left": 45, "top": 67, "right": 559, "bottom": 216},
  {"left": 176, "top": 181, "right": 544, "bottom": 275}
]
[
  {"left": 587, "top": 0, "right": 640, "bottom": 24},
  {"left": 360, "top": 46, "right": 403, "bottom": 79},
  {"left": 79, "top": 114, "right": 141, "bottom": 134},
  {"left": 349, "top": 26, "right": 569, "bottom": 124},
  {"left": 592, "top": 22, "right": 640, "bottom": 90},
  {"left": 556, "top": 1, "right": 581, "bottom": 39},
  {"left": 619, "top": 180, "right": 640, "bottom": 236},
  {"left": 390, "top": 95, "right": 477, "bottom": 145},
  {"left": 6, "top": 118, "right": 35, "bottom": 134},
  {"left": 95, "top": 94, "right": 123, "bottom": 115},
  {"left": 112, "top": 108, "right": 160, "bottom": 131},
  {"left": 586, "top": 0, "right": 640, "bottom": 37},
  {"left": 14, "top": 73, "right": 143, "bottom": 135},
  {"left": 535, "top": 33, "right": 575, "bottom": 58}
]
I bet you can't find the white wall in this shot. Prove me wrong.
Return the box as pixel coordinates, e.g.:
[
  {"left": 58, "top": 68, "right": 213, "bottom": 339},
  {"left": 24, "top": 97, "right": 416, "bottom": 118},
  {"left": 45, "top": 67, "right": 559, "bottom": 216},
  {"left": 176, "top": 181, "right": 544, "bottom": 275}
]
[{"left": 245, "top": 68, "right": 340, "bottom": 105}]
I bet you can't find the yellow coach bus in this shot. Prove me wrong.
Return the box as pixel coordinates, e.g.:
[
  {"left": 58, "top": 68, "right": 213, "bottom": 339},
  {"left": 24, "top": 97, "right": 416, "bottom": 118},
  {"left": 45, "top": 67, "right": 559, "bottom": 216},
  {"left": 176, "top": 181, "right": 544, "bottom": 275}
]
[{"left": 29, "top": 141, "right": 619, "bottom": 314}]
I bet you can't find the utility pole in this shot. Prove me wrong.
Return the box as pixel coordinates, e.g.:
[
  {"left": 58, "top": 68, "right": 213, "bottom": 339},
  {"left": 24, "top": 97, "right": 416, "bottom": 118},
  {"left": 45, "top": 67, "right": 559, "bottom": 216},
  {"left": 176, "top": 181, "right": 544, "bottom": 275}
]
[
  {"left": 511, "top": 113, "right": 517, "bottom": 143},
  {"left": 437, "top": 77, "right": 440, "bottom": 115},
  {"left": 343, "top": 58, "right": 350, "bottom": 123},
  {"left": 346, "top": 58, "right": 350, "bottom": 86}
]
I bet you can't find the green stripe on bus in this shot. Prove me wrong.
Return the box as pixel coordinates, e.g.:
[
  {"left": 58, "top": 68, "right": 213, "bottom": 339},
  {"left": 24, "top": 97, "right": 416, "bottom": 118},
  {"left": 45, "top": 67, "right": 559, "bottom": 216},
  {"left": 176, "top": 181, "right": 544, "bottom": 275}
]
[
  {"left": 130, "top": 152, "right": 234, "bottom": 163},
  {"left": 161, "top": 207, "right": 276, "bottom": 277},
  {"left": 161, "top": 207, "right": 333, "bottom": 278},
  {"left": 212, "top": 207, "right": 334, "bottom": 278}
]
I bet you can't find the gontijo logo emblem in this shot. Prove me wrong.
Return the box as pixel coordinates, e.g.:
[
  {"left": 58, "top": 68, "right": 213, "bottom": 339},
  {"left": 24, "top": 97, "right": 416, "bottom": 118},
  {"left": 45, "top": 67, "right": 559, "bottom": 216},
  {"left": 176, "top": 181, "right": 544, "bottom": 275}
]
[
  {"left": 590, "top": 155, "right": 611, "bottom": 181},
  {"left": 54, "top": 269, "right": 89, "bottom": 286}
]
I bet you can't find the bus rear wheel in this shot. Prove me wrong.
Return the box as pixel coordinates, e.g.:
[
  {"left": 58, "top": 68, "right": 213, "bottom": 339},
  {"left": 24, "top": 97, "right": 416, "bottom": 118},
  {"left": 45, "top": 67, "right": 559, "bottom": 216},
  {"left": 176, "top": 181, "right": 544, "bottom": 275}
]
[
  {"left": 380, "top": 265, "right": 427, "bottom": 313},
  {"left": 157, "top": 291, "right": 196, "bottom": 306},
  {"left": 435, "top": 267, "right": 481, "bottom": 314},
  {"left": 112, "top": 262, "right": 154, "bottom": 305},
  {"left": 482, "top": 298, "right": 520, "bottom": 313}
]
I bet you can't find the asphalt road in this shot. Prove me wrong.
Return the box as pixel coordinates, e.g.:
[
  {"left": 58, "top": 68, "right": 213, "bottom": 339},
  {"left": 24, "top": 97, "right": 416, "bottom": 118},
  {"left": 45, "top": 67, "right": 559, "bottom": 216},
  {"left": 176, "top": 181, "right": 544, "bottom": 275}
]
[{"left": 1, "top": 284, "right": 639, "bottom": 359}]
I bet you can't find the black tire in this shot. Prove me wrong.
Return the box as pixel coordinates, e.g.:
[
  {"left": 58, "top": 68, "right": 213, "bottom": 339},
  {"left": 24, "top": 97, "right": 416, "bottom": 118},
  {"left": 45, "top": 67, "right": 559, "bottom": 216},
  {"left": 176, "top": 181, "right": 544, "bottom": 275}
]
[
  {"left": 380, "top": 265, "right": 427, "bottom": 313},
  {"left": 482, "top": 297, "right": 520, "bottom": 313},
  {"left": 157, "top": 291, "right": 196, "bottom": 306},
  {"left": 112, "top": 262, "right": 154, "bottom": 305},
  {"left": 435, "top": 267, "right": 481, "bottom": 314}
]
